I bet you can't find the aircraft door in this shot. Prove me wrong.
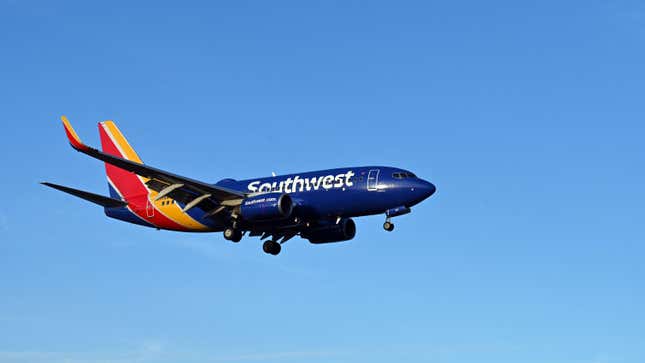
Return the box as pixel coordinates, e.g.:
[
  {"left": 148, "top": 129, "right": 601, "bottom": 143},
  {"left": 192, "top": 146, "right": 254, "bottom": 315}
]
[
  {"left": 146, "top": 199, "right": 155, "bottom": 218},
  {"left": 367, "top": 169, "right": 380, "bottom": 191}
]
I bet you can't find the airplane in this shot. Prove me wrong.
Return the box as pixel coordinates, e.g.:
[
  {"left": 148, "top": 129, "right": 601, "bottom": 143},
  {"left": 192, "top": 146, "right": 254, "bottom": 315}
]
[{"left": 42, "top": 116, "right": 436, "bottom": 255}]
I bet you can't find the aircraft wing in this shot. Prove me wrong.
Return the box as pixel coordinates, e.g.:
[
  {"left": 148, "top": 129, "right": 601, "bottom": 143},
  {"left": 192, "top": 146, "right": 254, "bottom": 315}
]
[{"left": 60, "top": 116, "right": 246, "bottom": 210}]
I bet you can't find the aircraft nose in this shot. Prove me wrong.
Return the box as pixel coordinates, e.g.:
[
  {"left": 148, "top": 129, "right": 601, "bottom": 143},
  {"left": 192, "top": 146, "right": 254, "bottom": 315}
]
[
  {"left": 420, "top": 179, "right": 436, "bottom": 199},
  {"left": 407, "top": 178, "right": 436, "bottom": 206}
]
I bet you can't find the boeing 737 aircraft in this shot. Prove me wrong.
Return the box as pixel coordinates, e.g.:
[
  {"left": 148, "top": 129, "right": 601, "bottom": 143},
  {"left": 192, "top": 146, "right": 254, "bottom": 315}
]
[{"left": 43, "top": 116, "right": 436, "bottom": 255}]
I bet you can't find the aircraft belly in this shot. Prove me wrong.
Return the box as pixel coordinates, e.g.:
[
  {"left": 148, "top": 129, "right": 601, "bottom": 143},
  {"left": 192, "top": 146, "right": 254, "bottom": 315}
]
[{"left": 291, "top": 189, "right": 386, "bottom": 218}]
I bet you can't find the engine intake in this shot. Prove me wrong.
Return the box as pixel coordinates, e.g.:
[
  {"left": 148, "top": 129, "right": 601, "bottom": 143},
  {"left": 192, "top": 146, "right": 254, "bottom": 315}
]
[
  {"left": 240, "top": 193, "right": 293, "bottom": 221},
  {"left": 302, "top": 218, "right": 356, "bottom": 244}
]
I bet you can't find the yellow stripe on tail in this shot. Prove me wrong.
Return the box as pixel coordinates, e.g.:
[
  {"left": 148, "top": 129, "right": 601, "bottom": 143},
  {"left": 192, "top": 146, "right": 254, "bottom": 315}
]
[{"left": 99, "top": 121, "right": 143, "bottom": 163}]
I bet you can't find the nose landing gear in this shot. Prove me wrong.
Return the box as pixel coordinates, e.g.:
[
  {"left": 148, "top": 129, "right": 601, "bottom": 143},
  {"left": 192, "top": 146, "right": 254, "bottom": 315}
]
[
  {"left": 383, "top": 220, "right": 395, "bottom": 232},
  {"left": 383, "top": 206, "right": 410, "bottom": 232}
]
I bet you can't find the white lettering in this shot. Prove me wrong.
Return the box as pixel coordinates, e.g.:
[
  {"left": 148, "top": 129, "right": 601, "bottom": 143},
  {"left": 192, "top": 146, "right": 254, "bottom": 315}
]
[
  {"left": 244, "top": 197, "right": 277, "bottom": 206},
  {"left": 333, "top": 174, "right": 344, "bottom": 188},
  {"left": 248, "top": 181, "right": 260, "bottom": 192},
  {"left": 293, "top": 176, "right": 305, "bottom": 192},
  {"left": 284, "top": 178, "right": 293, "bottom": 193},
  {"left": 322, "top": 175, "right": 334, "bottom": 189},
  {"left": 345, "top": 171, "right": 355, "bottom": 187},
  {"left": 247, "top": 170, "right": 356, "bottom": 194}
]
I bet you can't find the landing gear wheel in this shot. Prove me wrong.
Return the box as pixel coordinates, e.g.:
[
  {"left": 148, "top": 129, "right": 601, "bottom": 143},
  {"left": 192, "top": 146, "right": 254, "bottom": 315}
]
[
  {"left": 224, "top": 228, "right": 243, "bottom": 242},
  {"left": 262, "top": 240, "right": 281, "bottom": 255},
  {"left": 224, "top": 227, "right": 238, "bottom": 241},
  {"left": 230, "top": 230, "right": 242, "bottom": 243},
  {"left": 383, "top": 221, "right": 394, "bottom": 232}
]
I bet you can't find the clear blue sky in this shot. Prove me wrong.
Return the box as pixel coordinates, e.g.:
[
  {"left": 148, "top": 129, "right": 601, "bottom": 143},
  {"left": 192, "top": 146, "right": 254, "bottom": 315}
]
[{"left": 1, "top": 1, "right": 644, "bottom": 362}]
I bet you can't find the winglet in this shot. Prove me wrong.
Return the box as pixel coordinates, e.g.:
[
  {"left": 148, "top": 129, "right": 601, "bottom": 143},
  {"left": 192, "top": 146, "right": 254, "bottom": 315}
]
[{"left": 61, "top": 116, "right": 89, "bottom": 151}]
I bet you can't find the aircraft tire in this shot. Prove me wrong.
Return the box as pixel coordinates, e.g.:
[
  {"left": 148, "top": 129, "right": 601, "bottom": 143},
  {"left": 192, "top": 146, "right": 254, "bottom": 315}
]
[
  {"left": 263, "top": 240, "right": 281, "bottom": 255},
  {"left": 231, "top": 230, "right": 242, "bottom": 243},
  {"left": 224, "top": 227, "right": 236, "bottom": 240},
  {"left": 383, "top": 221, "right": 394, "bottom": 232},
  {"left": 271, "top": 242, "right": 281, "bottom": 255}
]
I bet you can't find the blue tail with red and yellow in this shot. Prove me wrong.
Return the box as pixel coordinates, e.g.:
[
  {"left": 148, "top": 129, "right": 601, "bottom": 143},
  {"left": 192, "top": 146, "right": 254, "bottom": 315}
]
[{"left": 60, "top": 116, "right": 212, "bottom": 231}]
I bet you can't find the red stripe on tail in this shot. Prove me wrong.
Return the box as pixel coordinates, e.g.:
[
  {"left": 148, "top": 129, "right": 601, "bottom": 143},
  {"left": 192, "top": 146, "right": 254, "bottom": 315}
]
[{"left": 98, "top": 124, "right": 188, "bottom": 231}]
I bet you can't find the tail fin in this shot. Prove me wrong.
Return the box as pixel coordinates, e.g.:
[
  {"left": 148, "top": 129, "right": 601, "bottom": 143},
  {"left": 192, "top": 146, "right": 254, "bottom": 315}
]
[{"left": 98, "top": 121, "right": 149, "bottom": 200}]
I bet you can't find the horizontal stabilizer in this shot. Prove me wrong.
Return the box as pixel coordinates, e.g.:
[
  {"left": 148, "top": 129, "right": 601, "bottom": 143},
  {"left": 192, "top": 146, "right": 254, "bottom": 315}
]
[{"left": 41, "top": 182, "right": 127, "bottom": 208}]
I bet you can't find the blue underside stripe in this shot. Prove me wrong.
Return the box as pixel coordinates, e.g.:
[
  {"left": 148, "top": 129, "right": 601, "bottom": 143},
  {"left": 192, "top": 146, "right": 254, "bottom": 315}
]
[{"left": 105, "top": 183, "right": 155, "bottom": 227}]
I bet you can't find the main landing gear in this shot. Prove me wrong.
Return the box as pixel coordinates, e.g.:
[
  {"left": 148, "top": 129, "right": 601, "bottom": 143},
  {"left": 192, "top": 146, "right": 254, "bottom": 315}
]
[
  {"left": 223, "top": 227, "right": 242, "bottom": 243},
  {"left": 262, "top": 240, "right": 281, "bottom": 255},
  {"left": 383, "top": 219, "right": 395, "bottom": 232}
]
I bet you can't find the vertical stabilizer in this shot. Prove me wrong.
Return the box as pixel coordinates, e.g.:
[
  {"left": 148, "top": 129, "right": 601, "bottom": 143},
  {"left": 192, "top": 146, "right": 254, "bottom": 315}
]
[{"left": 98, "top": 121, "right": 148, "bottom": 200}]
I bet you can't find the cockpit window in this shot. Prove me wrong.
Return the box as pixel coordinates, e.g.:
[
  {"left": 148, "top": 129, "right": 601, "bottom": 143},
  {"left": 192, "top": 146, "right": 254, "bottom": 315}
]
[{"left": 393, "top": 172, "right": 417, "bottom": 179}]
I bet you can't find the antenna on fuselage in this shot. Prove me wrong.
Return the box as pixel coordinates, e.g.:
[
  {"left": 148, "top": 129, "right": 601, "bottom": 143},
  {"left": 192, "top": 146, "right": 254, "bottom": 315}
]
[{"left": 272, "top": 172, "right": 277, "bottom": 177}]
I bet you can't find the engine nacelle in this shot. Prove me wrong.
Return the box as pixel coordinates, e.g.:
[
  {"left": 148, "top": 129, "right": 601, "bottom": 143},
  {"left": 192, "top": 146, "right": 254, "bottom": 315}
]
[
  {"left": 302, "top": 218, "right": 356, "bottom": 244},
  {"left": 240, "top": 193, "right": 293, "bottom": 221}
]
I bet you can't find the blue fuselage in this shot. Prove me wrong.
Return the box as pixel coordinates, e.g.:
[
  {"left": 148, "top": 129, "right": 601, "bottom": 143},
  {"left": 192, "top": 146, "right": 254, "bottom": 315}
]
[{"left": 217, "top": 166, "right": 436, "bottom": 220}]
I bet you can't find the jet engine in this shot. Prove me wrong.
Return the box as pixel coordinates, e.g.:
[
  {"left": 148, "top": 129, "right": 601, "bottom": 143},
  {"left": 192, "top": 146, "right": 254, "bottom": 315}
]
[
  {"left": 240, "top": 193, "right": 293, "bottom": 221},
  {"left": 302, "top": 218, "right": 356, "bottom": 244}
]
